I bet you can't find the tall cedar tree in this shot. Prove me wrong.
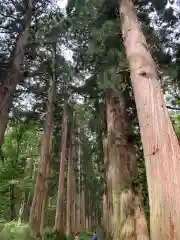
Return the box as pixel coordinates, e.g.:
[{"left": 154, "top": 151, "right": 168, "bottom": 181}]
[
  {"left": 120, "top": 0, "right": 180, "bottom": 238},
  {"left": 0, "top": 0, "right": 33, "bottom": 146},
  {"left": 29, "top": 46, "right": 56, "bottom": 234},
  {"left": 54, "top": 103, "right": 68, "bottom": 233}
]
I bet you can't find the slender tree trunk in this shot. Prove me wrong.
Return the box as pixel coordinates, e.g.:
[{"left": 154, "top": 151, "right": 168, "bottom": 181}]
[
  {"left": 80, "top": 183, "right": 86, "bottom": 231},
  {"left": 86, "top": 216, "right": 89, "bottom": 230},
  {"left": 120, "top": 0, "right": 180, "bottom": 238},
  {"left": 29, "top": 46, "right": 56, "bottom": 234},
  {"left": 80, "top": 138, "right": 86, "bottom": 231},
  {"left": 102, "top": 136, "right": 111, "bottom": 237},
  {"left": 76, "top": 193, "right": 81, "bottom": 232},
  {"left": 72, "top": 172, "right": 76, "bottom": 234},
  {"left": 102, "top": 192, "right": 108, "bottom": 232},
  {"left": 88, "top": 190, "right": 92, "bottom": 232},
  {"left": 17, "top": 192, "right": 26, "bottom": 225},
  {"left": 10, "top": 184, "right": 16, "bottom": 220},
  {"left": 0, "top": 0, "right": 33, "bottom": 146},
  {"left": 66, "top": 140, "right": 73, "bottom": 236},
  {"left": 40, "top": 157, "right": 51, "bottom": 233},
  {"left": 75, "top": 136, "right": 81, "bottom": 232},
  {"left": 24, "top": 158, "right": 37, "bottom": 222},
  {"left": 54, "top": 105, "right": 68, "bottom": 233}
]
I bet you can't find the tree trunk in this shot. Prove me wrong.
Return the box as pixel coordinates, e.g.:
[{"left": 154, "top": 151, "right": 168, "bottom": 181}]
[
  {"left": 24, "top": 157, "right": 37, "bottom": 222},
  {"left": 40, "top": 157, "right": 51, "bottom": 233},
  {"left": 88, "top": 190, "right": 92, "bottom": 232},
  {"left": 66, "top": 141, "right": 73, "bottom": 236},
  {"left": 29, "top": 46, "right": 56, "bottom": 234},
  {"left": 106, "top": 91, "right": 136, "bottom": 240},
  {"left": 102, "top": 136, "right": 112, "bottom": 237},
  {"left": 120, "top": 0, "right": 180, "bottom": 239},
  {"left": 124, "top": 93, "right": 149, "bottom": 240},
  {"left": 72, "top": 173, "right": 76, "bottom": 234},
  {"left": 80, "top": 139, "right": 86, "bottom": 231},
  {"left": 80, "top": 183, "right": 86, "bottom": 231},
  {"left": 76, "top": 193, "right": 81, "bottom": 232},
  {"left": 10, "top": 184, "right": 16, "bottom": 220},
  {"left": 75, "top": 136, "right": 81, "bottom": 232},
  {"left": 0, "top": 0, "right": 33, "bottom": 146},
  {"left": 133, "top": 183, "right": 149, "bottom": 240},
  {"left": 54, "top": 105, "right": 68, "bottom": 233},
  {"left": 17, "top": 192, "right": 26, "bottom": 225}
]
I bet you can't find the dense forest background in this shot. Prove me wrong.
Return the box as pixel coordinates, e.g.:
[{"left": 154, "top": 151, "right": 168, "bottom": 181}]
[{"left": 0, "top": 0, "right": 180, "bottom": 239}]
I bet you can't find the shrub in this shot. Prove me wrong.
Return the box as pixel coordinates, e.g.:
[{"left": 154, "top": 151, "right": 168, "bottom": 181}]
[
  {"left": 41, "top": 228, "right": 67, "bottom": 240},
  {"left": 0, "top": 222, "right": 36, "bottom": 240}
]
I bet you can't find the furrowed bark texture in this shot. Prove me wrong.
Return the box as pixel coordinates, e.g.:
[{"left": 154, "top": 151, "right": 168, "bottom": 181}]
[
  {"left": 106, "top": 92, "right": 136, "bottom": 240},
  {"left": 124, "top": 100, "right": 149, "bottom": 240},
  {"left": 40, "top": 157, "right": 51, "bottom": 233},
  {"left": 120, "top": 0, "right": 180, "bottom": 238},
  {"left": 0, "top": 0, "right": 33, "bottom": 146},
  {"left": 29, "top": 46, "right": 55, "bottom": 234},
  {"left": 54, "top": 106, "right": 68, "bottom": 232},
  {"left": 103, "top": 136, "right": 112, "bottom": 237}
]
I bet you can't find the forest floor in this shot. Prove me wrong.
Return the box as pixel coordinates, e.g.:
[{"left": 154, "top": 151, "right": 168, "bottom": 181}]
[{"left": 0, "top": 221, "right": 93, "bottom": 240}]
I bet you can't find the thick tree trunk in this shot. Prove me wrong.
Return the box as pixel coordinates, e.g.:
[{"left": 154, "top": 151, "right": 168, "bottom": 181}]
[
  {"left": 124, "top": 96, "right": 149, "bottom": 240},
  {"left": 29, "top": 46, "right": 56, "bottom": 234},
  {"left": 133, "top": 183, "right": 149, "bottom": 240},
  {"left": 0, "top": 0, "right": 33, "bottom": 146},
  {"left": 120, "top": 0, "right": 180, "bottom": 239},
  {"left": 106, "top": 91, "right": 136, "bottom": 240},
  {"left": 54, "top": 105, "right": 68, "bottom": 233}
]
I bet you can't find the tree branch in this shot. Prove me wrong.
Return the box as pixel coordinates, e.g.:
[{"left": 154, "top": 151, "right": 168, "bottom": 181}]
[{"left": 167, "top": 105, "right": 180, "bottom": 111}]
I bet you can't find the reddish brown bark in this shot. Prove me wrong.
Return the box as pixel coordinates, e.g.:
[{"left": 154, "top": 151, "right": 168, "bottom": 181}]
[
  {"left": 66, "top": 142, "right": 73, "bottom": 236},
  {"left": 29, "top": 47, "right": 56, "bottom": 234},
  {"left": 54, "top": 106, "right": 68, "bottom": 233},
  {"left": 40, "top": 157, "right": 51, "bottom": 233},
  {"left": 0, "top": 0, "right": 33, "bottom": 146},
  {"left": 133, "top": 184, "right": 149, "bottom": 240},
  {"left": 72, "top": 172, "right": 76, "bottom": 234},
  {"left": 80, "top": 141, "right": 85, "bottom": 231},
  {"left": 120, "top": 0, "right": 180, "bottom": 238},
  {"left": 102, "top": 137, "right": 112, "bottom": 237}
]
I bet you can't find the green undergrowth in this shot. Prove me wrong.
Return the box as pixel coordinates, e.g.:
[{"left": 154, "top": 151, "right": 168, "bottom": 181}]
[
  {"left": 0, "top": 221, "right": 93, "bottom": 240},
  {"left": 78, "top": 231, "right": 92, "bottom": 240}
]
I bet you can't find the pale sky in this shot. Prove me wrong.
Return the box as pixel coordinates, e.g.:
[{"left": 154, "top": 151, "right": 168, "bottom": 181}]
[{"left": 57, "top": 0, "right": 68, "bottom": 9}]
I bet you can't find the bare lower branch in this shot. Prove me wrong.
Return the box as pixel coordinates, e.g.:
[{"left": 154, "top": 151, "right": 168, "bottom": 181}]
[{"left": 167, "top": 105, "right": 180, "bottom": 111}]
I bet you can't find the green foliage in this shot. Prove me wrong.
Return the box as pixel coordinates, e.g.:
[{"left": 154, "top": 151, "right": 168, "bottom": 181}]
[
  {"left": 41, "top": 228, "right": 67, "bottom": 240},
  {"left": 0, "top": 222, "right": 36, "bottom": 240},
  {"left": 0, "top": 121, "right": 40, "bottom": 220},
  {"left": 0, "top": 223, "right": 92, "bottom": 240}
]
